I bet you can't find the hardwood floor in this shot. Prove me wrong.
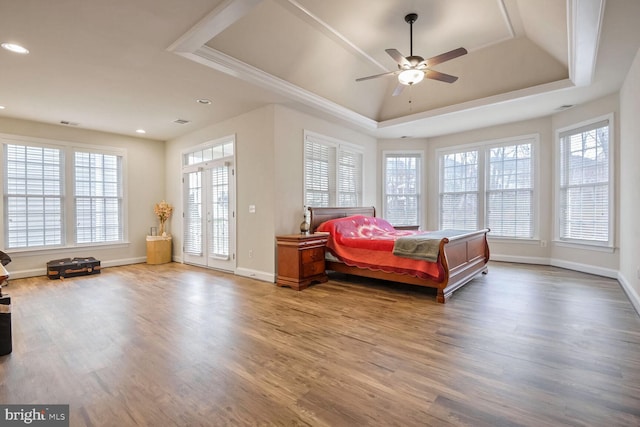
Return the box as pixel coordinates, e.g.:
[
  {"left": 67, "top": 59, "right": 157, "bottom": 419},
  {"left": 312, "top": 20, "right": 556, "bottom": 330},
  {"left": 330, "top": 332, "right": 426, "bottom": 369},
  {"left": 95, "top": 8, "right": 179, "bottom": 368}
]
[{"left": 1, "top": 261, "right": 639, "bottom": 426}]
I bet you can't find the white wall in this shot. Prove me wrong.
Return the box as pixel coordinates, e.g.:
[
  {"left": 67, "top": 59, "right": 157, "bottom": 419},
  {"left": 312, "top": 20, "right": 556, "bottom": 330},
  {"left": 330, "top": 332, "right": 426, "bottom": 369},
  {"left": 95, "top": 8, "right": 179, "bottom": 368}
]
[
  {"left": 165, "top": 106, "right": 276, "bottom": 281},
  {"left": 273, "top": 105, "right": 378, "bottom": 236},
  {"left": 619, "top": 47, "right": 640, "bottom": 312},
  {"left": 165, "top": 104, "right": 377, "bottom": 282},
  {"left": 0, "top": 117, "right": 165, "bottom": 278}
]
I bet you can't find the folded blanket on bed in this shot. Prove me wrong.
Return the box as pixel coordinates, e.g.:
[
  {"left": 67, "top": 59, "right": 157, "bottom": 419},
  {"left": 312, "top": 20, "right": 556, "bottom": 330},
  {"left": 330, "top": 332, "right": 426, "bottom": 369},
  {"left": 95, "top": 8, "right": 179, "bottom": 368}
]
[{"left": 392, "top": 230, "right": 471, "bottom": 262}]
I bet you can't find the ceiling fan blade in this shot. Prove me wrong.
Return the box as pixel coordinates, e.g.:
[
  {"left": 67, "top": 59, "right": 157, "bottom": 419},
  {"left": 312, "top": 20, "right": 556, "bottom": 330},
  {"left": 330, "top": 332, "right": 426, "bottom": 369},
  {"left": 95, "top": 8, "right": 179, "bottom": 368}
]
[
  {"left": 392, "top": 84, "right": 405, "bottom": 97},
  {"left": 355, "top": 70, "right": 399, "bottom": 82},
  {"left": 424, "top": 47, "right": 467, "bottom": 67},
  {"left": 385, "top": 49, "right": 410, "bottom": 67},
  {"left": 425, "top": 70, "right": 459, "bottom": 83}
]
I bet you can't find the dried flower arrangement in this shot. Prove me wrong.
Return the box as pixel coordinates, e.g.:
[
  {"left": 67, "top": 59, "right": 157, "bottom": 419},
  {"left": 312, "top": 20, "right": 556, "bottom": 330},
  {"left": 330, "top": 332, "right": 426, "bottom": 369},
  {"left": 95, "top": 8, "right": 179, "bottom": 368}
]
[{"left": 154, "top": 200, "right": 173, "bottom": 236}]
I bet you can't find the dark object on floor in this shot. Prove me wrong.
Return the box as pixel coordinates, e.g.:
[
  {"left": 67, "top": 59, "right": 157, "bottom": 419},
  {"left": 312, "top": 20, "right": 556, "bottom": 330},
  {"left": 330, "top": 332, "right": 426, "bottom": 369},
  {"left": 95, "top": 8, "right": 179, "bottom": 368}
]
[
  {"left": 0, "top": 294, "right": 11, "bottom": 356},
  {"left": 47, "top": 257, "right": 101, "bottom": 280},
  {"left": 0, "top": 251, "right": 10, "bottom": 294}
]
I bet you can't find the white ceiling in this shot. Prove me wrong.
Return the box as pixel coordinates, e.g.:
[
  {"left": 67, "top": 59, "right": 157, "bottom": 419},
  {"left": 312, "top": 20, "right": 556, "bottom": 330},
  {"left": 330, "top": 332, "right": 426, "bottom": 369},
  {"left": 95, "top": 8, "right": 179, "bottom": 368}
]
[{"left": 1, "top": 0, "right": 639, "bottom": 141}]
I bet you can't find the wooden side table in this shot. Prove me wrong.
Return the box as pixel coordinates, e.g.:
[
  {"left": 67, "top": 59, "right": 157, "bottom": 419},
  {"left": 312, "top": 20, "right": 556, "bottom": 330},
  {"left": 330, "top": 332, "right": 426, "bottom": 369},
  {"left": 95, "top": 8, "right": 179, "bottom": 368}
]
[
  {"left": 146, "top": 236, "right": 172, "bottom": 264},
  {"left": 276, "top": 233, "right": 329, "bottom": 290}
]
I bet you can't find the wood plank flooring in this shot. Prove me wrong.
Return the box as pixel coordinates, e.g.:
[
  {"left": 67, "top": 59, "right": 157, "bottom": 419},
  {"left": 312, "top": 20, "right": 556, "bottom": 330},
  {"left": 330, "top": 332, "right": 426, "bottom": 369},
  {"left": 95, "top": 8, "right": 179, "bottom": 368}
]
[{"left": 1, "top": 261, "right": 639, "bottom": 426}]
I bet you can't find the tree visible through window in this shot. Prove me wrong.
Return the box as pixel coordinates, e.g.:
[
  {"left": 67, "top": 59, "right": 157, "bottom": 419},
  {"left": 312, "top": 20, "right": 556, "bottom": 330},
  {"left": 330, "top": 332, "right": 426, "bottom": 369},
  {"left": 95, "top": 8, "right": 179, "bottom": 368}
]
[
  {"left": 383, "top": 152, "right": 421, "bottom": 226},
  {"left": 440, "top": 150, "right": 479, "bottom": 230}
]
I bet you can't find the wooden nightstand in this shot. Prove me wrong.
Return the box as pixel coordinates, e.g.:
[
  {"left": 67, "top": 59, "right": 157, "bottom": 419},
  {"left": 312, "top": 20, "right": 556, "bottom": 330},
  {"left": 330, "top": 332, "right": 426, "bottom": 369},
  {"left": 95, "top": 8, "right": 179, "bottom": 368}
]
[{"left": 276, "top": 233, "right": 329, "bottom": 290}]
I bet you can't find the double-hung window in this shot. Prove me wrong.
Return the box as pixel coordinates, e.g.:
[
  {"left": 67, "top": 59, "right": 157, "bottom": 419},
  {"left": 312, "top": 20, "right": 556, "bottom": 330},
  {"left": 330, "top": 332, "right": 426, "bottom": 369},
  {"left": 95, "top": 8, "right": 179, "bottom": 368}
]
[
  {"left": 4, "top": 144, "right": 64, "bottom": 248},
  {"left": 438, "top": 135, "right": 536, "bottom": 238},
  {"left": 557, "top": 116, "right": 612, "bottom": 246},
  {"left": 383, "top": 152, "right": 421, "bottom": 226},
  {"left": 303, "top": 131, "right": 363, "bottom": 207},
  {"left": 440, "top": 150, "right": 479, "bottom": 230},
  {"left": 74, "top": 151, "right": 123, "bottom": 243},
  {"left": 2, "top": 137, "right": 125, "bottom": 250}
]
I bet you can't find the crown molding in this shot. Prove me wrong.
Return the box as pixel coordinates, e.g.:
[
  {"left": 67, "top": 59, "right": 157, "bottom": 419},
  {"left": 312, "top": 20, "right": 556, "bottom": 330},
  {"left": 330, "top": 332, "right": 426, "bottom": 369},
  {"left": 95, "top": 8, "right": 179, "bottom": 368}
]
[{"left": 188, "top": 46, "right": 378, "bottom": 131}]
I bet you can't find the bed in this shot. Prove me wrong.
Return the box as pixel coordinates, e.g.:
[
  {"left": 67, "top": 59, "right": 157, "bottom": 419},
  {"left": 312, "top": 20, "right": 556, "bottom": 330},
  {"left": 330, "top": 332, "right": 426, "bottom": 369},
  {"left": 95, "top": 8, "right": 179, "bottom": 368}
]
[{"left": 308, "top": 206, "right": 490, "bottom": 303}]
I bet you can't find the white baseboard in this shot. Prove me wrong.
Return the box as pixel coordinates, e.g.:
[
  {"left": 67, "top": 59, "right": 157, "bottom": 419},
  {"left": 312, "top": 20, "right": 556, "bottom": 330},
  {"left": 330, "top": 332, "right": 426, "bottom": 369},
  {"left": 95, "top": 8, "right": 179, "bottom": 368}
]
[
  {"left": 235, "top": 267, "right": 275, "bottom": 283},
  {"left": 102, "top": 257, "right": 146, "bottom": 268},
  {"left": 617, "top": 272, "right": 640, "bottom": 316},
  {"left": 8, "top": 257, "right": 146, "bottom": 280},
  {"left": 490, "top": 254, "right": 551, "bottom": 265},
  {"left": 550, "top": 259, "right": 618, "bottom": 279},
  {"left": 491, "top": 253, "right": 618, "bottom": 279}
]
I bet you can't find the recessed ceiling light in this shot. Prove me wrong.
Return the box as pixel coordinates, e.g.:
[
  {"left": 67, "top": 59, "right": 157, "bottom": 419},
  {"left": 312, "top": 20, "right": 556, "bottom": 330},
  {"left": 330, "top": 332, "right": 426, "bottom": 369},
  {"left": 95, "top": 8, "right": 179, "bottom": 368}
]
[
  {"left": 1, "top": 43, "right": 29, "bottom": 54},
  {"left": 136, "top": 129, "right": 146, "bottom": 134},
  {"left": 196, "top": 99, "right": 212, "bottom": 105},
  {"left": 0, "top": 105, "right": 5, "bottom": 110}
]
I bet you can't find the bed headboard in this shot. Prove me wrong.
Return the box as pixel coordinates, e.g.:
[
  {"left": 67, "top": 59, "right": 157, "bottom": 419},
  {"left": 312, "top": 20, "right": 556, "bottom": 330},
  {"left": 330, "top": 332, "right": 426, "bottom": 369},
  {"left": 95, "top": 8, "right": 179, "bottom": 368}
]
[{"left": 308, "top": 206, "right": 376, "bottom": 232}]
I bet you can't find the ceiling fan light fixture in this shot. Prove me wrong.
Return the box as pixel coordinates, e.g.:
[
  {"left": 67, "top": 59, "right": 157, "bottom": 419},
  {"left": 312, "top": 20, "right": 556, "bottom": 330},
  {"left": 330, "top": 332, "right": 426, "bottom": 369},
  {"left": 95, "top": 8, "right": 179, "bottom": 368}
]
[{"left": 398, "top": 69, "right": 424, "bottom": 85}]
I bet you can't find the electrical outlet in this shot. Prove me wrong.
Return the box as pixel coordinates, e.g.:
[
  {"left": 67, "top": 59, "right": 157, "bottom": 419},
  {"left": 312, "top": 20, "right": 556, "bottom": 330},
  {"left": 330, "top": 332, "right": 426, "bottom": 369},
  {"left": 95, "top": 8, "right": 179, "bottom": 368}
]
[
  {"left": 249, "top": 250, "right": 253, "bottom": 259},
  {"left": 540, "top": 240, "right": 547, "bottom": 247}
]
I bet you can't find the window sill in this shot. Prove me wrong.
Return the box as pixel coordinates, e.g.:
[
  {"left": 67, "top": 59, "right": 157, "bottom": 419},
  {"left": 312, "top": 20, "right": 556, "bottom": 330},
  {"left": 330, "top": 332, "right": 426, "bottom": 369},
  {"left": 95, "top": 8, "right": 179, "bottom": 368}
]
[
  {"left": 552, "top": 240, "right": 615, "bottom": 253},
  {"left": 7, "top": 241, "right": 131, "bottom": 257},
  {"left": 487, "top": 237, "right": 540, "bottom": 245}
]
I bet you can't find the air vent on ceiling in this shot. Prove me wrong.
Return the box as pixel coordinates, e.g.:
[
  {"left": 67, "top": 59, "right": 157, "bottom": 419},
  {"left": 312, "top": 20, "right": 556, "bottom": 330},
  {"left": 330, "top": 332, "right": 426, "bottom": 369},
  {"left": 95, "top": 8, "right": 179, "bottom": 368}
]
[
  {"left": 173, "top": 119, "right": 190, "bottom": 125},
  {"left": 60, "top": 120, "right": 79, "bottom": 126}
]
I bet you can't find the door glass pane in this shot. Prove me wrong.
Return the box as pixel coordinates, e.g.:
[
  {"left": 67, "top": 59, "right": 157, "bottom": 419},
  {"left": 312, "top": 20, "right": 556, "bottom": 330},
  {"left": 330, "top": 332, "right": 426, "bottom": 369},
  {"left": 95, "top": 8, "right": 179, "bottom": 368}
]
[
  {"left": 184, "top": 171, "right": 202, "bottom": 255},
  {"left": 209, "top": 165, "right": 229, "bottom": 259}
]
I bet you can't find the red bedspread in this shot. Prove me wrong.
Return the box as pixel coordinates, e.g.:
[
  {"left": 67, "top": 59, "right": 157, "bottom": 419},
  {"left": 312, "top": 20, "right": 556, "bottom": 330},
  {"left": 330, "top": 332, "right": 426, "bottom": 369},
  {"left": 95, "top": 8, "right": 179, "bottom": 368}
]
[{"left": 317, "top": 215, "right": 444, "bottom": 281}]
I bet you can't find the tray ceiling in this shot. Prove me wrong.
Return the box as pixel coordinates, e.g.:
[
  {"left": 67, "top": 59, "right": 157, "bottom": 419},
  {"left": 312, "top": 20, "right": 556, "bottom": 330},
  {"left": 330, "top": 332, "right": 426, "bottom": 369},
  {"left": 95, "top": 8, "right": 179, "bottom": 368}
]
[{"left": 1, "top": 0, "right": 639, "bottom": 140}]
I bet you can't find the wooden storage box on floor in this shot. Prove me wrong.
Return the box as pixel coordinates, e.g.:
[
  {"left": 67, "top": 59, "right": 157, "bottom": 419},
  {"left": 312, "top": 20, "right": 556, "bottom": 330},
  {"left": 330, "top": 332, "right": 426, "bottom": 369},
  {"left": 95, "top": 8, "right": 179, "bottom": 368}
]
[{"left": 146, "top": 236, "right": 172, "bottom": 264}]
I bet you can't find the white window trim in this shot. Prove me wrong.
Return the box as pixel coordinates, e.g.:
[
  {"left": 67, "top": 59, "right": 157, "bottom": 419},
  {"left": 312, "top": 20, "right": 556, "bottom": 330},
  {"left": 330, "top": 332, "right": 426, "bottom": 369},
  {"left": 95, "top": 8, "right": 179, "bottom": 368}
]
[
  {"left": 554, "top": 113, "right": 614, "bottom": 249},
  {"left": 182, "top": 134, "right": 235, "bottom": 168},
  {"left": 0, "top": 133, "right": 128, "bottom": 253},
  {"left": 436, "top": 133, "right": 540, "bottom": 240},
  {"left": 303, "top": 130, "right": 364, "bottom": 207},
  {"left": 382, "top": 150, "right": 423, "bottom": 227}
]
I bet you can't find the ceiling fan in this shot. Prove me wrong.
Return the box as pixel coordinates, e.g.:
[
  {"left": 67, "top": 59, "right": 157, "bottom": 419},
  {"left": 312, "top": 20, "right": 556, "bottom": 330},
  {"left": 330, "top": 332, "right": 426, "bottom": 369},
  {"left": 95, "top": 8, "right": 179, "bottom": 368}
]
[{"left": 356, "top": 13, "right": 467, "bottom": 96}]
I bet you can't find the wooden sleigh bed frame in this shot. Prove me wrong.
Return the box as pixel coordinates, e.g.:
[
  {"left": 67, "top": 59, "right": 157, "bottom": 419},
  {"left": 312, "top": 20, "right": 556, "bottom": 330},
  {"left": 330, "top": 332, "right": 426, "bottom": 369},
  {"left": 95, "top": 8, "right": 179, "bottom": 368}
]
[{"left": 308, "top": 206, "right": 490, "bottom": 303}]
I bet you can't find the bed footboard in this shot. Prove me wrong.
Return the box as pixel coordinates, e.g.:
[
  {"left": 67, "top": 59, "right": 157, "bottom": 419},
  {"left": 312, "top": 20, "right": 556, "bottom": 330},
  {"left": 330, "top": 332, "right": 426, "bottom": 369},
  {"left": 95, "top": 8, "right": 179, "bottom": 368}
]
[{"left": 437, "top": 229, "right": 490, "bottom": 303}]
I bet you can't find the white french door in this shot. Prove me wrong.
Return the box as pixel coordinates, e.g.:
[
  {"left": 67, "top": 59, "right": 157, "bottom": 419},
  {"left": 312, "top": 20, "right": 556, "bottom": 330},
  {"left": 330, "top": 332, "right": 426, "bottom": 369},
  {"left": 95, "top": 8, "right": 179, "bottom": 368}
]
[{"left": 183, "top": 159, "right": 235, "bottom": 271}]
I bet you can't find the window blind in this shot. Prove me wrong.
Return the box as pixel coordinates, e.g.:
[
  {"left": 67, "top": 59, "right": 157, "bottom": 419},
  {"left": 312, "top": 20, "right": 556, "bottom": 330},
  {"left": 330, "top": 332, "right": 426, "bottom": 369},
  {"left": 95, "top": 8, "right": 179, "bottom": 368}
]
[
  {"left": 487, "top": 142, "right": 533, "bottom": 238},
  {"left": 4, "top": 144, "right": 63, "bottom": 248},
  {"left": 440, "top": 150, "right": 479, "bottom": 230},
  {"left": 74, "top": 152, "right": 123, "bottom": 243},
  {"left": 304, "top": 133, "right": 362, "bottom": 208},
  {"left": 183, "top": 171, "right": 203, "bottom": 256},
  {"left": 209, "top": 164, "right": 229, "bottom": 259},
  {"left": 559, "top": 119, "right": 610, "bottom": 243}
]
